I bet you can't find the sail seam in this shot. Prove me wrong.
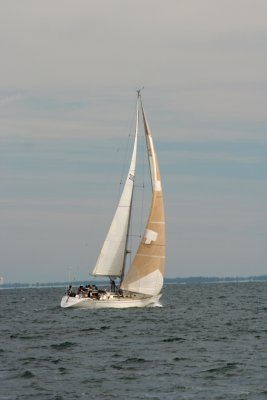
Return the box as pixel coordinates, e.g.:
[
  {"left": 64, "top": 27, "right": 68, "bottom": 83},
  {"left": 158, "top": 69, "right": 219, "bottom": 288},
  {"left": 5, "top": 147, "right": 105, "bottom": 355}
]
[
  {"left": 136, "top": 253, "right": 165, "bottom": 259},
  {"left": 142, "top": 243, "right": 165, "bottom": 247}
]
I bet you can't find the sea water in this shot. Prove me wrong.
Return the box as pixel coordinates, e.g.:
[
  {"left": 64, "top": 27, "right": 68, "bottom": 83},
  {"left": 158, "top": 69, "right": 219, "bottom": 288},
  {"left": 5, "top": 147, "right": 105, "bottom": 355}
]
[{"left": 0, "top": 282, "right": 266, "bottom": 400}]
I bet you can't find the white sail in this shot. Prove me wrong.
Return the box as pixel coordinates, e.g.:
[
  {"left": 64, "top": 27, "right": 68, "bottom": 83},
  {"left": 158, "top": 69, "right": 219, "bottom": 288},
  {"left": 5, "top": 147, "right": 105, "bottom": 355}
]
[{"left": 92, "top": 101, "right": 139, "bottom": 277}]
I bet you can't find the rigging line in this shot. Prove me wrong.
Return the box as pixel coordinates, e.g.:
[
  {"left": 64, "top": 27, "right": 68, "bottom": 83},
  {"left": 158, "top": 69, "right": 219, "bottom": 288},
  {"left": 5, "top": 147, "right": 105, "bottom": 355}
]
[
  {"left": 128, "top": 233, "right": 142, "bottom": 238},
  {"left": 116, "top": 99, "right": 137, "bottom": 204},
  {"left": 133, "top": 184, "right": 146, "bottom": 188},
  {"left": 127, "top": 195, "right": 133, "bottom": 268}
]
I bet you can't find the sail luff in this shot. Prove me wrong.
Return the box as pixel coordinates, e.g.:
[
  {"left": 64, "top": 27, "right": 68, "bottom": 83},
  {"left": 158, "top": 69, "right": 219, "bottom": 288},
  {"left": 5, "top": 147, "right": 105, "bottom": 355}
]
[
  {"left": 141, "top": 101, "right": 162, "bottom": 192},
  {"left": 92, "top": 97, "right": 139, "bottom": 278},
  {"left": 121, "top": 99, "right": 165, "bottom": 296}
]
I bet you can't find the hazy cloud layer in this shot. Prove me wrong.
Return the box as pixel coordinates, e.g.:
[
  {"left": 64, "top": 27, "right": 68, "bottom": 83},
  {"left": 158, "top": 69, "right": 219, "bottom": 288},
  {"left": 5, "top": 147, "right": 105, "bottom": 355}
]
[{"left": 0, "top": 0, "right": 266, "bottom": 282}]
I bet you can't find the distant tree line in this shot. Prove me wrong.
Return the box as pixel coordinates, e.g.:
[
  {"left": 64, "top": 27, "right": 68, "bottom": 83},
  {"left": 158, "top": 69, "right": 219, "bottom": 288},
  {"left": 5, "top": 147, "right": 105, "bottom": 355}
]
[
  {"left": 0, "top": 280, "right": 107, "bottom": 289},
  {"left": 164, "top": 275, "right": 267, "bottom": 284},
  {"left": 1, "top": 275, "right": 267, "bottom": 289}
]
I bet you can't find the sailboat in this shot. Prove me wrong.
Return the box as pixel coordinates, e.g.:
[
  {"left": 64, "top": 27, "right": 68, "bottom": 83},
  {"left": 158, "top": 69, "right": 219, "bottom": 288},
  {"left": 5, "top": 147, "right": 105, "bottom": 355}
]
[{"left": 60, "top": 91, "right": 165, "bottom": 308}]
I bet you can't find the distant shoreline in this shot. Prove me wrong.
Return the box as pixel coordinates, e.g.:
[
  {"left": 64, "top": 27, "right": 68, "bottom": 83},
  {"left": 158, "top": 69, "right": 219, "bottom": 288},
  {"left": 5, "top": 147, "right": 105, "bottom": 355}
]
[{"left": 1, "top": 275, "right": 266, "bottom": 289}]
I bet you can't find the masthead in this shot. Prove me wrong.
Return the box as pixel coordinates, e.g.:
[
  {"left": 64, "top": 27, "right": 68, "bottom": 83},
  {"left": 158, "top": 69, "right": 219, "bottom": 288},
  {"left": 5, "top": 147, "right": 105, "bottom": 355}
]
[{"left": 136, "top": 87, "right": 144, "bottom": 98}]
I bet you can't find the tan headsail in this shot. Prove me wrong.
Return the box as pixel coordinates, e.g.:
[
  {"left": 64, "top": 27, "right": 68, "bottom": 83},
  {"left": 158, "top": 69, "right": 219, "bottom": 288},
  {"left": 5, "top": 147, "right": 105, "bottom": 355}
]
[{"left": 121, "top": 99, "right": 165, "bottom": 296}]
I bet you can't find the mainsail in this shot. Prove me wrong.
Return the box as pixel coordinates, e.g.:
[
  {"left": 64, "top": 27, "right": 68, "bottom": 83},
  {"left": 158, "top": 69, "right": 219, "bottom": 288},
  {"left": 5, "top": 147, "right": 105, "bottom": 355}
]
[
  {"left": 121, "top": 100, "right": 165, "bottom": 296},
  {"left": 92, "top": 99, "right": 139, "bottom": 277}
]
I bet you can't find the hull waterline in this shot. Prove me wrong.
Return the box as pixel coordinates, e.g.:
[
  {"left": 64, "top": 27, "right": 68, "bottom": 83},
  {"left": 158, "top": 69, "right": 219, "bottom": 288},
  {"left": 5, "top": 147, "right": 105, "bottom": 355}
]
[{"left": 60, "top": 294, "right": 161, "bottom": 309}]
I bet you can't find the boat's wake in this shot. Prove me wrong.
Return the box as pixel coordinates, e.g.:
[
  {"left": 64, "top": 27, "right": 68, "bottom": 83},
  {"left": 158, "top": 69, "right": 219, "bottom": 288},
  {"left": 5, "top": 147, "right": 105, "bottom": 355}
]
[{"left": 150, "top": 301, "right": 163, "bottom": 308}]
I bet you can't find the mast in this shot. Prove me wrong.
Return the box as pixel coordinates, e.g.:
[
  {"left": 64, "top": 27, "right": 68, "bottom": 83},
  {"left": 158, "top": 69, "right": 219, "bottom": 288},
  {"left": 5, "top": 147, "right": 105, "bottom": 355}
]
[{"left": 120, "top": 90, "right": 141, "bottom": 285}]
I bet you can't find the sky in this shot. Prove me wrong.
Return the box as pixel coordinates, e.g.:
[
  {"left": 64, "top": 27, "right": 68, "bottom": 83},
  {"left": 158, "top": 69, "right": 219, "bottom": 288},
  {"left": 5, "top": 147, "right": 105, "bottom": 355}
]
[{"left": 0, "top": 0, "right": 266, "bottom": 283}]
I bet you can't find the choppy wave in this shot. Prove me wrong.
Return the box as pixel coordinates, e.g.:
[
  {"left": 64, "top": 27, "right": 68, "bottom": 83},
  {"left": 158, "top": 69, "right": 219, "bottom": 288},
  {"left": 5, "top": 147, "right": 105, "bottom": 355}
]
[{"left": 1, "top": 282, "right": 267, "bottom": 400}]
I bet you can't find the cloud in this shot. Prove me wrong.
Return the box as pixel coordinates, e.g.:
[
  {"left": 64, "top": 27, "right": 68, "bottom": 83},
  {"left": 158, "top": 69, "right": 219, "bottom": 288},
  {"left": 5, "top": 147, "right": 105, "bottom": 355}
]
[
  {"left": 167, "top": 151, "right": 264, "bottom": 165},
  {"left": 0, "top": 0, "right": 266, "bottom": 281},
  {"left": 1, "top": 0, "right": 267, "bottom": 92},
  {"left": 0, "top": 92, "right": 27, "bottom": 106}
]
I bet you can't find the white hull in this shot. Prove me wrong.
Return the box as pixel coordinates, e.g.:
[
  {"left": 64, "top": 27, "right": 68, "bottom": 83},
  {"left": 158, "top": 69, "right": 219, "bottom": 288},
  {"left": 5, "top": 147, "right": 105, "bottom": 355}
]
[{"left": 60, "top": 293, "right": 161, "bottom": 309}]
